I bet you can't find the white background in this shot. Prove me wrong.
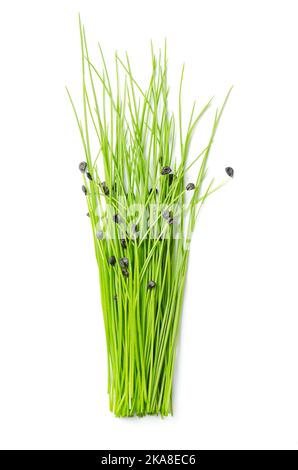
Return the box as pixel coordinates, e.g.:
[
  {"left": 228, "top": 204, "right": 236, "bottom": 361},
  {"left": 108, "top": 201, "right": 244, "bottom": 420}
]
[{"left": 0, "top": 0, "right": 298, "bottom": 450}]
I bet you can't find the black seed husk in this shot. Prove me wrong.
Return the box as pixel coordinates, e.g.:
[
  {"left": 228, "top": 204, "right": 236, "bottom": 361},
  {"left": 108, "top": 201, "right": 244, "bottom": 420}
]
[
  {"left": 86, "top": 172, "right": 93, "bottom": 181},
  {"left": 96, "top": 230, "right": 104, "bottom": 240},
  {"left": 225, "top": 167, "right": 234, "bottom": 178},
  {"left": 101, "top": 181, "right": 110, "bottom": 196},
  {"left": 82, "top": 185, "right": 87, "bottom": 195},
  {"left": 148, "top": 280, "right": 156, "bottom": 289},
  {"left": 168, "top": 217, "right": 174, "bottom": 225},
  {"left": 162, "top": 210, "right": 173, "bottom": 220},
  {"left": 161, "top": 166, "right": 172, "bottom": 175},
  {"left": 86, "top": 212, "right": 90, "bottom": 217},
  {"left": 108, "top": 256, "right": 116, "bottom": 266},
  {"left": 186, "top": 183, "right": 195, "bottom": 191},
  {"left": 119, "top": 257, "right": 129, "bottom": 268},
  {"left": 122, "top": 269, "right": 129, "bottom": 277},
  {"left": 120, "top": 238, "right": 127, "bottom": 249},
  {"left": 149, "top": 188, "right": 158, "bottom": 195},
  {"left": 169, "top": 173, "right": 174, "bottom": 185},
  {"left": 113, "top": 214, "right": 121, "bottom": 224},
  {"left": 79, "top": 161, "right": 87, "bottom": 173}
]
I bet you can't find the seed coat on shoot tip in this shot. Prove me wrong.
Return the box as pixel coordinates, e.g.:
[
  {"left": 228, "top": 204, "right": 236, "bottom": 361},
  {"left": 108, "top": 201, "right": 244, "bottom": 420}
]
[
  {"left": 148, "top": 280, "right": 156, "bottom": 289},
  {"left": 119, "top": 257, "right": 129, "bottom": 268},
  {"left": 96, "top": 230, "right": 104, "bottom": 240},
  {"left": 79, "top": 161, "right": 87, "bottom": 173},
  {"left": 108, "top": 256, "right": 116, "bottom": 266},
  {"left": 161, "top": 166, "right": 172, "bottom": 175},
  {"left": 113, "top": 214, "right": 121, "bottom": 224},
  {"left": 225, "top": 167, "right": 234, "bottom": 178},
  {"left": 186, "top": 183, "right": 195, "bottom": 191},
  {"left": 101, "top": 182, "right": 110, "bottom": 196},
  {"left": 149, "top": 188, "right": 158, "bottom": 195},
  {"left": 82, "top": 185, "right": 87, "bottom": 195},
  {"left": 121, "top": 238, "right": 127, "bottom": 249}
]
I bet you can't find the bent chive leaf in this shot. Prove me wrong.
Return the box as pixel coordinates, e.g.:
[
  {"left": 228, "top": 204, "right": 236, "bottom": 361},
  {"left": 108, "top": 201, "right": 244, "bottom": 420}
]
[
  {"left": 147, "top": 280, "right": 156, "bottom": 289},
  {"left": 225, "top": 167, "right": 234, "bottom": 178},
  {"left": 119, "top": 257, "right": 129, "bottom": 268},
  {"left": 82, "top": 185, "right": 87, "bottom": 195},
  {"left": 108, "top": 256, "right": 116, "bottom": 266},
  {"left": 79, "top": 161, "right": 87, "bottom": 173},
  {"left": 186, "top": 183, "right": 195, "bottom": 191},
  {"left": 161, "top": 166, "right": 172, "bottom": 175},
  {"left": 132, "top": 224, "right": 139, "bottom": 235}
]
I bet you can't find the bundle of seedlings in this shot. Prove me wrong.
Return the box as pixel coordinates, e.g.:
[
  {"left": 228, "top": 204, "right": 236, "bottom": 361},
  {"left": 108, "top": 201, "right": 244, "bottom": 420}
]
[{"left": 67, "top": 18, "right": 233, "bottom": 417}]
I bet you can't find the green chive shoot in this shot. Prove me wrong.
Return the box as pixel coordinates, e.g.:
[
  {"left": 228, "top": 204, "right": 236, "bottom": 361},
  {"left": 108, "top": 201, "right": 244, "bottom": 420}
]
[{"left": 67, "top": 16, "right": 232, "bottom": 417}]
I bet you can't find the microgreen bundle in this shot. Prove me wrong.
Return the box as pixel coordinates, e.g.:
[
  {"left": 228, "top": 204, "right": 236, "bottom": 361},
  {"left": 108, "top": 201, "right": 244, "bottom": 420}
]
[{"left": 67, "top": 18, "right": 232, "bottom": 417}]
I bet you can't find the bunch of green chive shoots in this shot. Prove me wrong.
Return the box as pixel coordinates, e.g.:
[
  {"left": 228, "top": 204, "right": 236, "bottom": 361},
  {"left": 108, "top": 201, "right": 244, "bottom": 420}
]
[{"left": 67, "top": 17, "right": 233, "bottom": 417}]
